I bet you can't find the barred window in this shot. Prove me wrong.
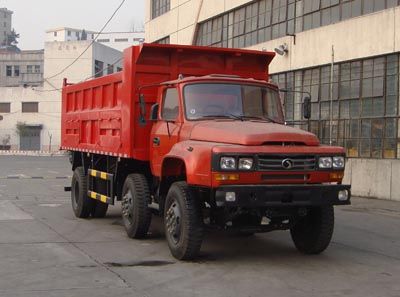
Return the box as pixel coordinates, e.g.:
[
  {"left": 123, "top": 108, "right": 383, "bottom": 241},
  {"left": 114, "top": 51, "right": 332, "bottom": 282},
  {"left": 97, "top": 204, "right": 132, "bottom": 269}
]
[
  {"left": 271, "top": 53, "right": 400, "bottom": 159},
  {"left": 152, "top": 0, "right": 170, "bottom": 19},
  {"left": 195, "top": 0, "right": 400, "bottom": 48},
  {"left": 154, "top": 36, "right": 170, "bottom": 44}
]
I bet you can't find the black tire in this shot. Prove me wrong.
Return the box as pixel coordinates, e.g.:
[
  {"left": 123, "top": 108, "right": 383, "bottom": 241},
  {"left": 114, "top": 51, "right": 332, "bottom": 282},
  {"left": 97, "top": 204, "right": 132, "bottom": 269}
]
[
  {"left": 290, "top": 206, "right": 334, "bottom": 254},
  {"left": 71, "top": 167, "right": 95, "bottom": 218},
  {"left": 164, "top": 181, "right": 204, "bottom": 260},
  {"left": 121, "top": 174, "right": 152, "bottom": 239},
  {"left": 91, "top": 201, "right": 109, "bottom": 218}
]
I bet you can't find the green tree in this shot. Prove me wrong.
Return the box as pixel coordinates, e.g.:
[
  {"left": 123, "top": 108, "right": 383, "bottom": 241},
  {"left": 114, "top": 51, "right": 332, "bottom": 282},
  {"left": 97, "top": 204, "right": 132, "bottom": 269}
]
[{"left": 6, "top": 29, "right": 20, "bottom": 46}]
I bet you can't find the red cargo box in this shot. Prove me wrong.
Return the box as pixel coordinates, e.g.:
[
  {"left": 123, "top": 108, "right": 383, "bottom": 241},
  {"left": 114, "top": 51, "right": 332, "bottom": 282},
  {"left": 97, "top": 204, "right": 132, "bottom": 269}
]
[{"left": 61, "top": 43, "right": 275, "bottom": 160}]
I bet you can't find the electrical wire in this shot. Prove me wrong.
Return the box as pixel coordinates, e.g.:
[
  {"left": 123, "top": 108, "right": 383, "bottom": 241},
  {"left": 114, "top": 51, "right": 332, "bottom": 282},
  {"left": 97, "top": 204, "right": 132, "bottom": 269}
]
[
  {"left": 32, "top": 56, "right": 123, "bottom": 92},
  {"left": 44, "top": 0, "right": 127, "bottom": 81}
]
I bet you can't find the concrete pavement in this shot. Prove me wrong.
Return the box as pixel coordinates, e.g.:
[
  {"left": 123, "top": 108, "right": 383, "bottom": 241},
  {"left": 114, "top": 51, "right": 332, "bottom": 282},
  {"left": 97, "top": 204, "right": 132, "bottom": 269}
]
[{"left": 0, "top": 156, "right": 399, "bottom": 297}]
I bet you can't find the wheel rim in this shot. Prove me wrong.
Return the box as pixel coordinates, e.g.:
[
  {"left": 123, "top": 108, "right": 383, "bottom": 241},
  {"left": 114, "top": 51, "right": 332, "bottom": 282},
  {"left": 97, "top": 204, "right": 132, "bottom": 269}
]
[
  {"left": 122, "top": 189, "right": 134, "bottom": 225},
  {"left": 166, "top": 199, "right": 182, "bottom": 245}
]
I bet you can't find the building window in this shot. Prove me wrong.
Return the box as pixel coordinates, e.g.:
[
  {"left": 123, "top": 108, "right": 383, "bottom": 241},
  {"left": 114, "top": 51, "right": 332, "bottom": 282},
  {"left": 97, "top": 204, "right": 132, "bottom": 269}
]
[
  {"left": 54, "top": 31, "right": 57, "bottom": 37},
  {"left": 27, "top": 65, "right": 41, "bottom": 74},
  {"left": 6, "top": 65, "right": 12, "bottom": 76},
  {"left": 115, "top": 38, "right": 129, "bottom": 42},
  {"left": 271, "top": 53, "right": 400, "bottom": 159},
  {"left": 67, "top": 30, "right": 71, "bottom": 36},
  {"left": 6, "top": 65, "right": 20, "bottom": 77},
  {"left": 76, "top": 31, "right": 79, "bottom": 38},
  {"left": 0, "top": 102, "right": 11, "bottom": 113},
  {"left": 162, "top": 88, "right": 179, "bottom": 120},
  {"left": 97, "top": 39, "right": 110, "bottom": 42},
  {"left": 152, "top": 0, "right": 170, "bottom": 19},
  {"left": 14, "top": 66, "right": 20, "bottom": 77},
  {"left": 154, "top": 36, "right": 170, "bottom": 44},
  {"left": 94, "top": 60, "right": 104, "bottom": 78},
  {"left": 107, "top": 64, "right": 114, "bottom": 75},
  {"left": 22, "top": 102, "right": 39, "bottom": 113},
  {"left": 195, "top": 0, "right": 400, "bottom": 48}
]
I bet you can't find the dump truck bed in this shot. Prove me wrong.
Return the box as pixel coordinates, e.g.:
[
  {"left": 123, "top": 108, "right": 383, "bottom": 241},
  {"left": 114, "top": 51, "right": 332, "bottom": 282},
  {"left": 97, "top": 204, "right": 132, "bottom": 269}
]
[{"left": 60, "top": 43, "right": 275, "bottom": 160}]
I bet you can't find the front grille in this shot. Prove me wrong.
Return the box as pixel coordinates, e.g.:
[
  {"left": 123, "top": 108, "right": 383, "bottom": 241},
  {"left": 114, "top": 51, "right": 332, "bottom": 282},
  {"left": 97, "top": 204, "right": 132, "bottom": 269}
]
[{"left": 257, "top": 155, "right": 316, "bottom": 171}]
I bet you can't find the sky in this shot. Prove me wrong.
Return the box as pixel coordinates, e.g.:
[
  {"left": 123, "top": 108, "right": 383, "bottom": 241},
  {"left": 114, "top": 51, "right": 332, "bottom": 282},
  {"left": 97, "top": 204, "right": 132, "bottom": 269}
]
[{"left": 0, "top": 0, "right": 145, "bottom": 50}]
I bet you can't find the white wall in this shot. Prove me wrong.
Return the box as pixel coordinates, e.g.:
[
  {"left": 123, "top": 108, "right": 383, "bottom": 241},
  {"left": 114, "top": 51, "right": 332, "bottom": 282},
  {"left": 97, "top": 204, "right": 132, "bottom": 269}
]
[
  {"left": 44, "top": 41, "right": 122, "bottom": 89},
  {"left": 343, "top": 159, "right": 400, "bottom": 202},
  {"left": 46, "top": 28, "right": 144, "bottom": 52},
  {"left": 96, "top": 32, "right": 145, "bottom": 52},
  {"left": 0, "top": 87, "right": 60, "bottom": 151},
  {"left": 145, "top": 1, "right": 400, "bottom": 75},
  {"left": 0, "top": 41, "right": 123, "bottom": 151}
]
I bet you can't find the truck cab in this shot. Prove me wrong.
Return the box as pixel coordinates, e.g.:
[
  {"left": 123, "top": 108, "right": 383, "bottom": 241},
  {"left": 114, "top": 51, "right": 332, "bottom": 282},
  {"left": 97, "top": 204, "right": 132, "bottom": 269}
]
[
  {"left": 62, "top": 44, "right": 350, "bottom": 260},
  {"left": 144, "top": 74, "right": 350, "bottom": 259}
]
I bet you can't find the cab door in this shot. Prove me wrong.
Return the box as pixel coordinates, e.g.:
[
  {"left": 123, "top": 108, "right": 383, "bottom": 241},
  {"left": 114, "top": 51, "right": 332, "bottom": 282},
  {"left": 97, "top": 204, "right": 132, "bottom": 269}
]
[{"left": 150, "top": 87, "right": 182, "bottom": 177}]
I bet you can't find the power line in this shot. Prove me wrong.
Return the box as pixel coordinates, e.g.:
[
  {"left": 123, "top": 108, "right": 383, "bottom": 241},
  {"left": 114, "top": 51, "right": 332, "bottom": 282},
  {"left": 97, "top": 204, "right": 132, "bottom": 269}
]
[
  {"left": 33, "top": 56, "right": 123, "bottom": 92},
  {"left": 44, "top": 0, "right": 127, "bottom": 81}
]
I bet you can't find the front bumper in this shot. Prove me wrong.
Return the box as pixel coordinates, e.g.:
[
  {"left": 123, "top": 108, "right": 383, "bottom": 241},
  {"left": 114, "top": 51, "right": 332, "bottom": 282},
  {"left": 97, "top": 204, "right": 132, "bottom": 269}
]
[{"left": 214, "top": 184, "right": 351, "bottom": 207}]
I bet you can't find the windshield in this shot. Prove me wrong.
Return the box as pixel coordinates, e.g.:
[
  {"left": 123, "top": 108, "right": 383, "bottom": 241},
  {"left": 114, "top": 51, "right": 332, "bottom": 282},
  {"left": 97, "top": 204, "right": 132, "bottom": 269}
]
[{"left": 183, "top": 83, "right": 284, "bottom": 123}]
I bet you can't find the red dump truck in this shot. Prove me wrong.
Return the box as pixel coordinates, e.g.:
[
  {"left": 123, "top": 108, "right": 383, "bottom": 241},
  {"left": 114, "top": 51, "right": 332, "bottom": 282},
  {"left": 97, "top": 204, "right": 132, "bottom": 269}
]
[{"left": 61, "top": 43, "right": 351, "bottom": 260}]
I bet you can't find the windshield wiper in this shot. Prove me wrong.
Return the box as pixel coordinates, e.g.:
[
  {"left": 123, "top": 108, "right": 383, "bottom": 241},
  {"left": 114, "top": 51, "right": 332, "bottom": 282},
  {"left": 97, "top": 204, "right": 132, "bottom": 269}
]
[
  {"left": 198, "top": 114, "right": 279, "bottom": 123},
  {"left": 199, "top": 114, "right": 242, "bottom": 120},
  {"left": 233, "top": 115, "right": 279, "bottom": 124}
]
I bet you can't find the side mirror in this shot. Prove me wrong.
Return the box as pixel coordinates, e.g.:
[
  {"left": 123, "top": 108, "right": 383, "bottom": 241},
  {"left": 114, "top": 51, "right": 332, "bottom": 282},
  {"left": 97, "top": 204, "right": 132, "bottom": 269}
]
[
  {"left": 150, "top": 103, "right": 159, "bottom": 121},
  {"left": 139, "top": 94, "right": 146, "bottom": 125},
  {"left": 303, "top": 96, "right": 311, "bottom": 119}
]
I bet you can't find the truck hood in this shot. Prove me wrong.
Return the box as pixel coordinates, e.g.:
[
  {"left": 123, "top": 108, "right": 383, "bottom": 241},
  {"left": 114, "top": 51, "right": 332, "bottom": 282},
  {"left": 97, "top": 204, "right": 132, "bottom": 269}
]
[{"left": 189, "top": 121, "right": 319, "bottom": 146}]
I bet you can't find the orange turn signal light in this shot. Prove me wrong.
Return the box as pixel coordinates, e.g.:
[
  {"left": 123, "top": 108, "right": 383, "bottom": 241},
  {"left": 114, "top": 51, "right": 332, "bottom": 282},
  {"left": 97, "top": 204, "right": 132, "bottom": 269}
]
[
  {"left": 214, "top": 173, "right": 239, "bottom": 181},
  {"left": 329, "top": 172, "right": 344, "bottom": 180}
]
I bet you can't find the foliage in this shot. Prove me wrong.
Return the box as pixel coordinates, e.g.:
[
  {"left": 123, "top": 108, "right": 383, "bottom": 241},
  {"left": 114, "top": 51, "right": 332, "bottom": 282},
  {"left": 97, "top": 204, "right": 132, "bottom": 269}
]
[
  {"left": 15, "top": 122, "right": 28, "bottom": 136},
  {"left": 1, "top": 134, "right": 10, "bottom": 146}
]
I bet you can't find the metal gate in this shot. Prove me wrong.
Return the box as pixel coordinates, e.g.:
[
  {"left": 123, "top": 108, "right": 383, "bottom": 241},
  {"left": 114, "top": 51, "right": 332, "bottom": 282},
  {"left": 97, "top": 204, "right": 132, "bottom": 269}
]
[{"left": 20, "top": 126, "right": 42, "bottom": 151}]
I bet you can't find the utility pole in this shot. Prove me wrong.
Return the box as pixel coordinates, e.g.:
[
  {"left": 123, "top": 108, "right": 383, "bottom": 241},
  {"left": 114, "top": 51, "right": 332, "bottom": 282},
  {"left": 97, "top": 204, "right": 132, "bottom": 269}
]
[
  {"left": 48, "top": 132, "right": 52, "bottom": 152},
  {"left": 329, "top": 45, "right": 334, "bottom": 146}
]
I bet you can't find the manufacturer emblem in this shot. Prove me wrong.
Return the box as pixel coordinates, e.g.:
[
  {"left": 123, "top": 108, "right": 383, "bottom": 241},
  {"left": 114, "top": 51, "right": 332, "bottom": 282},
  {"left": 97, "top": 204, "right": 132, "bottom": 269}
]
[{"left": 281, "top": 158, "right": 293, "bottom": 169}]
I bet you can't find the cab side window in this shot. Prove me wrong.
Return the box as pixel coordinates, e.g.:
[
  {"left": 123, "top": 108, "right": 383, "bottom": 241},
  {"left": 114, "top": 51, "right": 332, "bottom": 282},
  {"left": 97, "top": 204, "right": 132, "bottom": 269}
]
[{"left": 161, "top": 88, "right": 179, "bottom": 120}]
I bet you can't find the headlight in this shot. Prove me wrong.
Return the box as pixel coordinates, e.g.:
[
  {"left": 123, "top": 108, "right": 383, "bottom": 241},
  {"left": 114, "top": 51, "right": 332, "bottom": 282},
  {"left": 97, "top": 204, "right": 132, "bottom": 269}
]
[
  {"left": 238, "top": 158, "right": 253, "bottom": 170},
  {"left": 318, "top": 157, "right": 332, "bottom": 168},
  {"left": 220, "top": 157, "right": 236, "bottom": 170},
  {"left": 333, "top": 156, "right": 345, "bottom": 169}
]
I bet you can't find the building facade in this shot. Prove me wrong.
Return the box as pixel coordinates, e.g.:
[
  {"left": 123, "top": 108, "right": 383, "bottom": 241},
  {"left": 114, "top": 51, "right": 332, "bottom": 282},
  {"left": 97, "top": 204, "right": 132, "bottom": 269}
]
[
  {"left": 46, "top": 27, "right": 145, "bottom": 52},
  {"left": 145, "top": 0, "right": 400, "bottom": 201},
  {"left": 0, "top": 50, "right": 44, "bottom": 87},
  {"left": 0, "top": 8, "right": 12, "bottom": 46},
  {"left": 0, "top": 40, "right": 122, "bottom": 152}
]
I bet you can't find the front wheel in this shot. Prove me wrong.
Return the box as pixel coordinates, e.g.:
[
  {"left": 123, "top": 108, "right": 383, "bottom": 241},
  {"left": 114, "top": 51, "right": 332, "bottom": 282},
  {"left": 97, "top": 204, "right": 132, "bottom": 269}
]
[
  {"left": 164, "top": 182, "right": 204, "bottom": 260},
  {"left": 290, "top": 206, "right": 334, "bottom": 254}
]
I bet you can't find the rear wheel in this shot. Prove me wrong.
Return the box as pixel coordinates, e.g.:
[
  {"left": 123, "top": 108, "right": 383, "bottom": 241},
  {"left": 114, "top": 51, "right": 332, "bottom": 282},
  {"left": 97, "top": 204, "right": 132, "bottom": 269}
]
[
  {"left": 121, "top": 174, "right": 152, "bottom": 239},
  {"left": 290, "top": 206, "right": 334, "bottom": 254},
  {"left": 71, "top": 167, "right": 94, "bottom": 218},
  {"left": 164, "top": 182, "right": 204, "bottom": 260}
]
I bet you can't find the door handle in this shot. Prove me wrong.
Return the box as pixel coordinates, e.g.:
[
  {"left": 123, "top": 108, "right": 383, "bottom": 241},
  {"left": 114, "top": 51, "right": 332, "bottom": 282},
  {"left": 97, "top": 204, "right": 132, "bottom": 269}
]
[{"left": 153, "top": 137, "right": 160, "bottom": 146}]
